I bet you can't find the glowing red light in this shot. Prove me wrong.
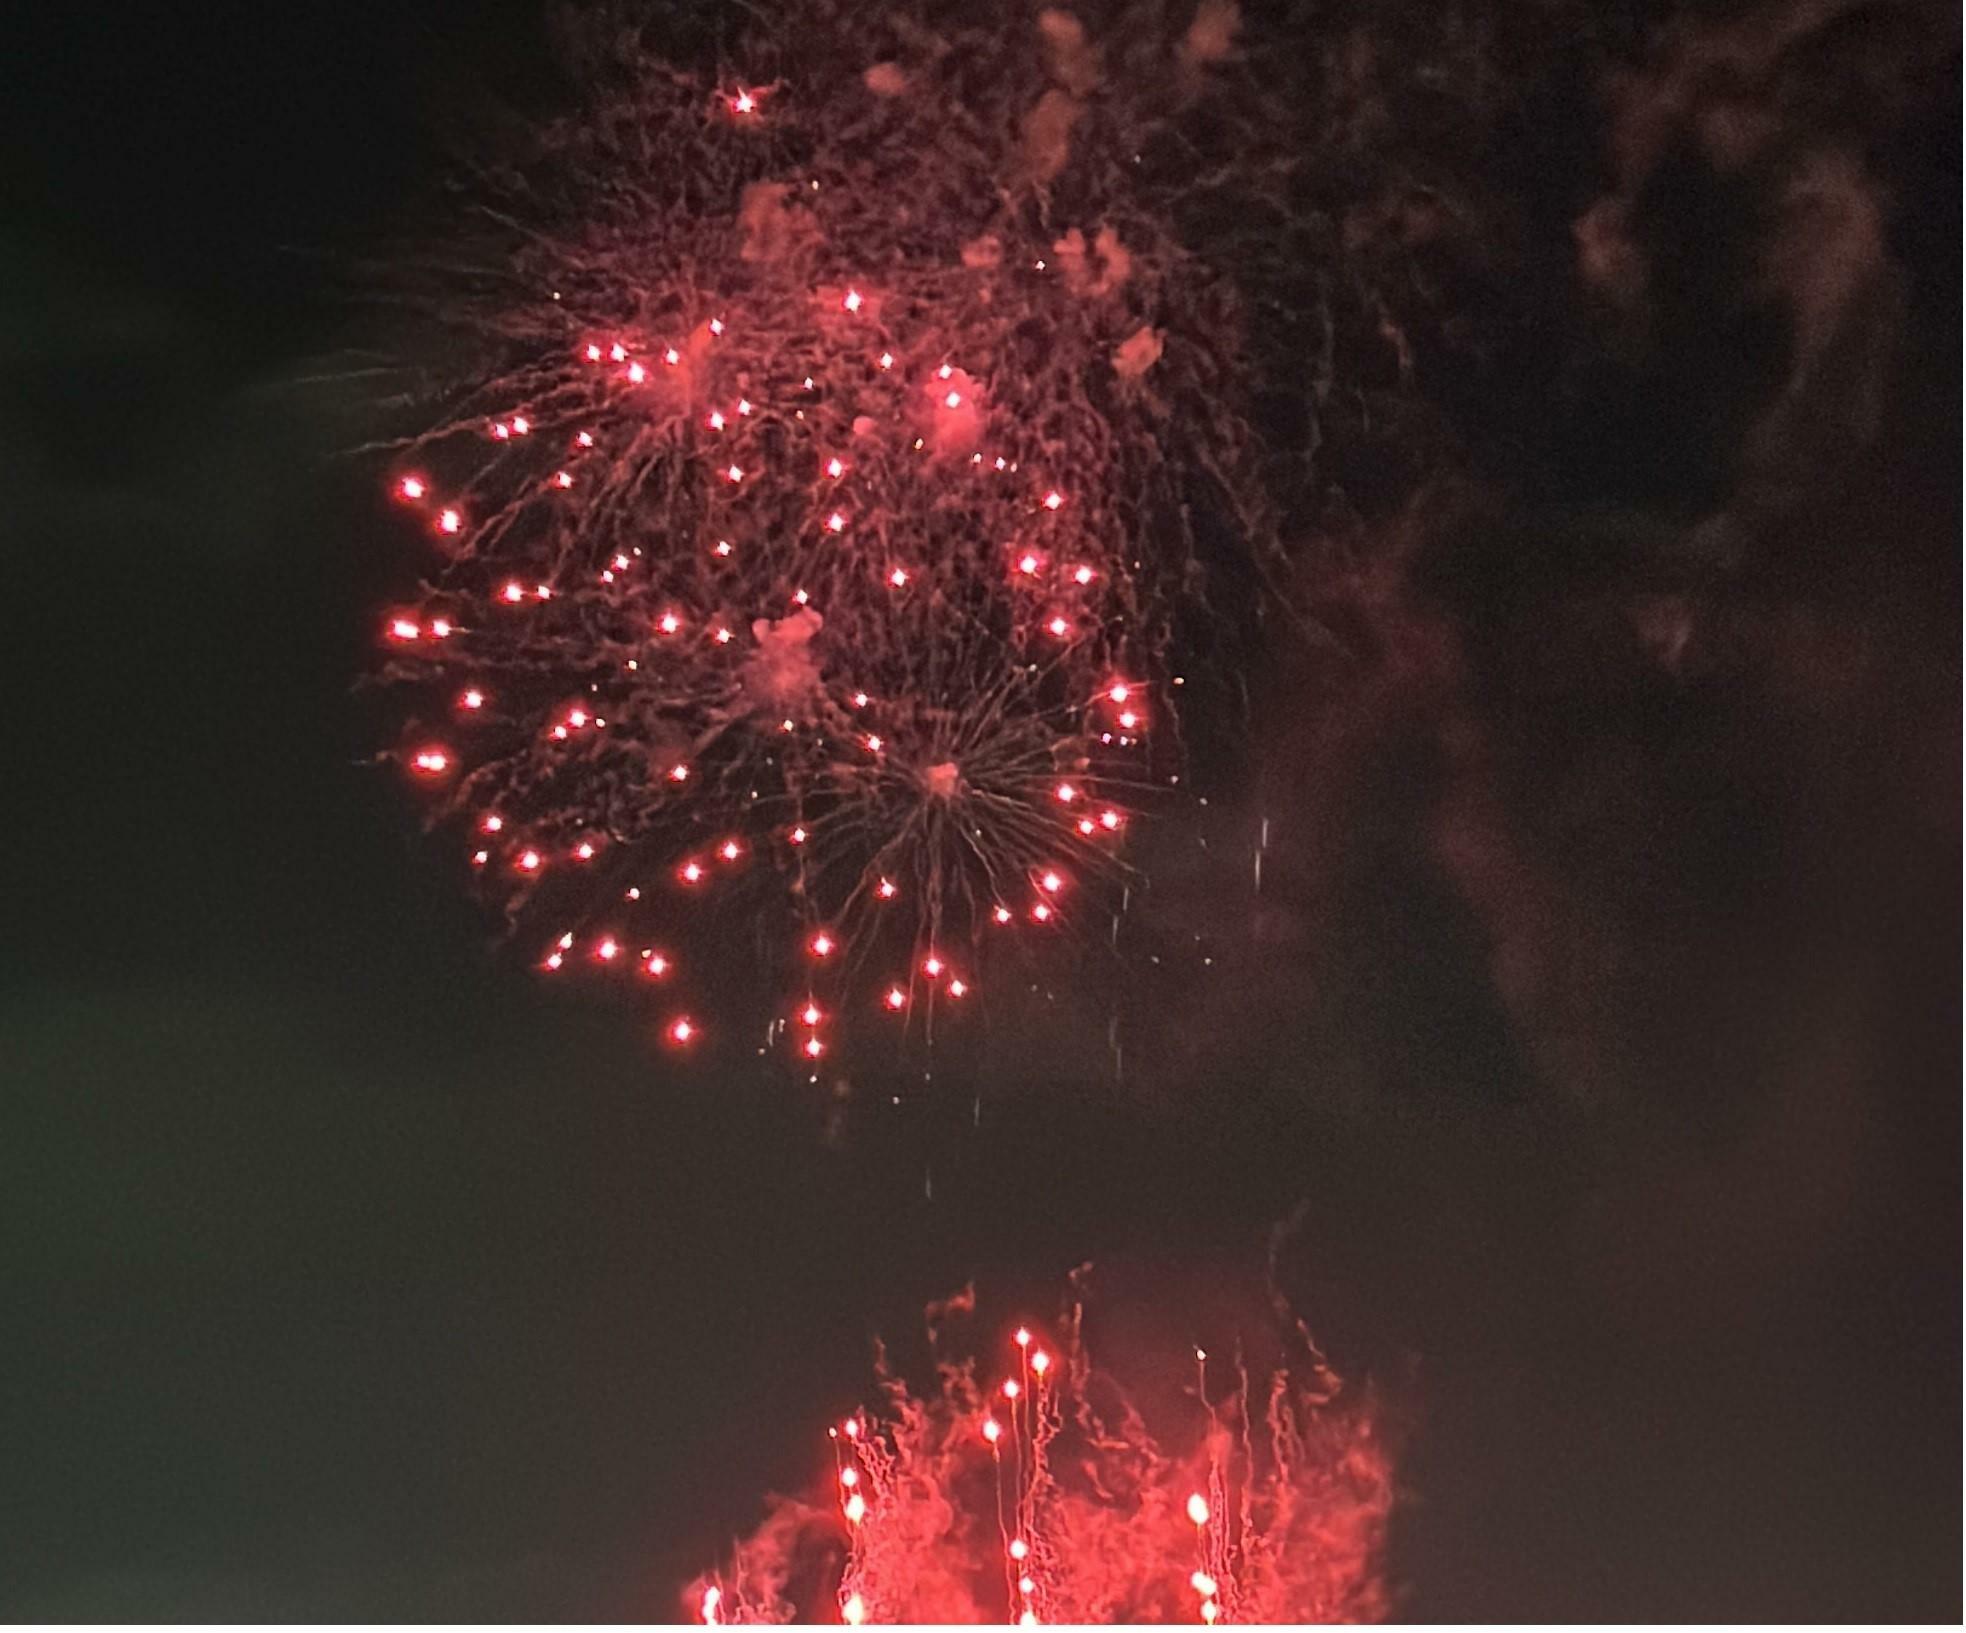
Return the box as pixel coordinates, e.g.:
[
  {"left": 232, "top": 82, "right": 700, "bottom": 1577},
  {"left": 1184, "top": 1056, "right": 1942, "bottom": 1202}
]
[
  {"left": 553, "top": 470, "right": 573, "bottom": 488},
  {"left": 576, "top": 430, "right": 594, "bottom": 447},
  {"left": 1101, "top": 810, "right": 1122, "bottom": 831},
  {"left": 789, "top": 826, "right": 808, "bottom": 845},
  {"left": 1032, "top": 902, "right": 1053, "bottom": 922},
  {"left": 801, "top": 1003, "right": 822, "bottom": 1026},
  {"left": 471, "top": 849, "right": 488, "bottom": 866},
  {"left": 1191, "top": 1573, "right": 1218, "bottom": 1597},
  {"left": 438, "top": 509, "right": 462, "bottom": 534},
  {"left": 1043, "top": 490, "right": 1063, "bottom": 510},
  {"left": 1031, "top": 1350, "right": 1050, "bottom": 1375},
  {"left": 826, "top": 458, "right": 845, "bottom": 478},
  {"left": 708, "top": 410, "right": 726, "bottom": 430},
  {"left": 842, "top": 1592, "right": 866, "bottom": 1625},
  {"left": 938, "top": 365, "right": 954, "bottom": 380},
  {"left": 826, "top": 512, "right": 846, "bottom": 533},
  {"left": 736, "top": 398, "right": 752, "bottom": 416},
  {"left": 659, "top": 612, "right": 681, "bottom": 634},
  {"left": 810, "top": 932, "right": 835, "bottom": 957},
  {"left": 842, "top": 289, "right": 863, "bottom": 313},
  {"left": 1073, "top": 565, "right": 1095, "bottom": 585},
  {"left": 1009, "top": 1538, "right": 1029, "bottom": 1561},
  {"left": 885, "top": 987, "right": 906, "bottom": 1011},
  {"left": 644, "top": 953, "right": 670, "bottom": 977},
  {"left": 669, "top": 763, "right": 690, "bottom": 782},
  {"left": 1040, "top": 871, "right": 1063, "bottom": 893},
  {"left": 680, "top": 860, "right": 704, "bottom": 883},
  {"left": 626, "top": 362, "right": 647, "bottom": 384},
  {"left": 982, "top": 1417, "right": 1002, "bottom": 1444},
  {"left": 843, "top": 1492, "right": 867, "bottom": 1525},
  {"left": 511, "top": 416, "right": 530, "bottom": 435},
  {"left": 1055, "top": 782, "right": 1078, "bottom": 803},
  {"left": 876, "top": 878, "right": 897, "bottom": 900},
  {"left": 519, "top": 850, "right": 542, "bottom": 871},
  {"left": 725, "top": 464, "right": 743, "bottom": 483},
  {"left": 1018, "top": 553, "right": 1040, "bottom": 575},
  {"left": 878, "top": 351, "right": 893, "bottom": 369},
  {"left": 1078, "top": 818, "right": 1096, "bottom": 835},
  {"left": 994, "top": 906, "right": 1013, "bottom": 924},
  {"left": 1019, "top": 1576, "right": 1036, "bottom": 1596},
  {"left": 1014, "top": 1328, "right": 1032, "bottom": 1348},
  {"left": 609, "top": 344, "right": 627, "bottom": 362},
  {"left": 843, "top": 1417, "right": 861, "bottom": 1439},
  {"left": 389, "top": 618, "right": 420, "bottom": 641},
  {"left": 668, "top": 1017, "right": 695, "bottom": 1044},
  {"left": 1187, "top": 1493, "right": 1210, "bottom": 1526},
  {"left": 851, "top": 691, "right": 869, "bottom": 708},
  {"left": 596, "top": 937, "right": 619, "bottom": 960},
  {"left": 502, "top": 581, "right": 525, "bottom": 603},
  {"left": 709, "top": 317, "right": 725, "bottom": 336},
  {"left": 544, "top": 952, "right": 563, "bottom": 970},
  {"left": 492, "top": 421, "right": 510, "bottom": 439},
  {"left": 944, "top": 390, "right": 963, "bottom": 409},
  {"left": 888, "top": 567, "right": 908, "bottom": 588},
  {"left": 838, "top": 1466, "right": 858, "bottom": 1487},
  {"left": 1118, "top": 710, "right": 1139, "bottom": 730},
  {"left": 865, "top": 734, "right": 883, "bottom": 753},
  {"left": 411, "top": 749, "right": 449, "bottom": 774},
  {"left": 731, "top": 90, "right": 755, "bottom": 114},
  {"left": 1047, "top": 616, "right": 1070, "bottom": 637},
  {"left": 714, "top": 540, "right": 732, "bottom": 557},
  {"left": 922, "top": 956, "right": 944, "bottom": 979},
  {"left": 586, "top": 344, "right": 602, "bottom": 362},
  {"left": 398, "top": 476, "right": 426, "bottom": 500},
  {"left": 804, "top": 1036, "right": 824, "bottom": 1059},
  {"left": 700, "top": 1586, "right": 722, "bottom": 1626},
  {"left": 947, "top": 977, "right": 967, "bottom": 998},
  {"left": 482, "top": 814, "right": 504, "bottom": 833},
  {"left": 575, "top": 841, "right": 597, "bottom": 861},
  {"left": 1002, "top": 1379, "right": 1021, "bottom": 1400},
  {"left": 719, "top": 839, "right": 742, "bottom": 862},
  {"left": 792, "top": 589, "right": 810, "bottom": 605},
  {"left": 664, "top": 348, "right": 681, "bottom": 366}
]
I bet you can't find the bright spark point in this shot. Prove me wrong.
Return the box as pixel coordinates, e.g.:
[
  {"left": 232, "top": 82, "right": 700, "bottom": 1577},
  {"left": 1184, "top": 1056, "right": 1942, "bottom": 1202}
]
[
  {"left": 1055, "top": 783, "right": 1078, "bottom": 802},
  {"left": 801, "top": 1004, "right": 822, "bottom": 1026},
  {"left": 732, "top": 90, "right": 755, "bottom": 113},
  {"left": 668, "top": 1017, "right": 695, "bottom": 1043},
  {"left": 1191, "top": 1573, "right": 1218, "bottom": 1597},
  {"left": 390, "top": 618, "right": 420, "bottom": 641},
  {"left": 725, "top": 464, "right": 744, "bottom": 482},
  {"left": 411, "top": 749, "right": 450, "bottom": 773},
  {"left": 842, "top": 1593, "right": 865, "bottom": 1625},
  {"left": 843, "top": 1492, "right": 867, "bottom": 1525},
  {"left": 1014, "top": 1328, "right": 1031, "bottom": 1347},
  {"left": 665, "top": 348, "right": 681, "bottom": 365},
  {"left": 1047, "top": 616, "right": 1070, "bottom": 637},
  {"left": 1002, "top": 1379, "right": 1021, "bottom": 1399},
  {"left": 519, "top": 849, "right": 541, "bottom": 871},
  {"left": 398, "top": 476, "right": 426, "bottom": 499},
  {"left": 438, "top": 509, "right": 462, "bottom": 533},
  {"left": 826, "top": 458, "right": 845, "bottom": 478},
  {"left": 719, "top": 839, "right": 742, "bottom": 861},
  {"left": 885, "top": 987, "right": 906, "bottom": 1010},
  {"left": 982, "top": 1417, "right": 1002, "bottom": 1443},
  {"left": 1040, "top": 871, "right": 1062, "bottom": 893},
  {"left": 877, "top": 878, "right": 897, "bottom": 898},
  {"left": 922, "top": 955, "right": 943, "bottom": 977},
  {"left": 827, "top": 512, "right": 846, "bottom": 532},
  {"left": 842, "top": 289, "right": 863, "bottom": 313},
  {"left": 681, "top": 860, "right": 704, "bottom": 883},
  {"left": 645, "top": 953, "right": 669, "bottom": 976},
  {"left": 994, "top": 906, "right": 1013, "bottom": 924},
  {"left": 1009, "top": 1539, "right": 1029, "bottom": 1561},
  {"left": 947, "top": 977, "right": 967, "bottom": 998},
  {"left": 596, "top": 937, "right": 618, "bottom": 959},
  {"left": 1043, "top": 490, "right": 1063, "bottom": 509},
  {"left": 1187, "top": 1493, "right": 1210, "bottom": 1526},
  {"left": 1018, "top": 554, "right": 1040, "bottom": 574},
  {"left": 1030, "top": 1350, "right": 1050, "bottom": 1375},
  {"left": 944, "top": 390, "right": 962, "bottom": 408},
  {"left": 888, "top": 567, "right": 908, "bottom": 587},
  {"left": 810, "top": 933, "right": 835, "bottom": 957},
  {"left": 804, "top": 1036, "right": 824, "bottom": 1059},
  {"left": 626, "top": 362, "right": 647, "bottom": 383}
]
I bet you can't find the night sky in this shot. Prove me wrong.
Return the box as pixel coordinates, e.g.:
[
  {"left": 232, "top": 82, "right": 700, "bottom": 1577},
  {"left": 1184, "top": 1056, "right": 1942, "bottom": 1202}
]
[{"left": 3, "top": 0, "right": 1959, "bottom": 1621}]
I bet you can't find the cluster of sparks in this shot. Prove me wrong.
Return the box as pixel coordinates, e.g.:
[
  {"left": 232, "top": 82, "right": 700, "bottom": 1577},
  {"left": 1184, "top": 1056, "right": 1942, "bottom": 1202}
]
[
  {"left": 372, "top": 0, "right": 1270, "bottom": 1065},
  {"left": 690, "top": 1307, "right": 1391, "bottom": 1623}
]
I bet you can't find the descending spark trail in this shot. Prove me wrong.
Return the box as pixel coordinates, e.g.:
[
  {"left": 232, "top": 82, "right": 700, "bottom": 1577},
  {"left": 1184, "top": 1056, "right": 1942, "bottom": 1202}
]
[{"left": 689, "top": 1296, "right": 1392, "bottom": 1623}]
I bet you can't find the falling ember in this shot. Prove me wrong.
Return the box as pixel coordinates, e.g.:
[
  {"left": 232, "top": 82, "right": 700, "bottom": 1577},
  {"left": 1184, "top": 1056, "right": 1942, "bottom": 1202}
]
[
  {"left": 398, "top": 476, "right": 426, "bottom": 499},
  {"left": 668, "top": 1017, "right": 696, "bottom": 1043},
  {"left": 1186, "top": 1493, "right": 1210, "bottom": 1527}
]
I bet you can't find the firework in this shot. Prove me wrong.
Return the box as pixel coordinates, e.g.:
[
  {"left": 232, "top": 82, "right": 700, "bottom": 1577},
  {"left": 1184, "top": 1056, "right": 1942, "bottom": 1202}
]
[
  {"left": 690, "top": 1290, "right": 1393, "bottom": 1623},
  {"left": 368, "top": 0, "right": 1288, "bottom": 1059}
]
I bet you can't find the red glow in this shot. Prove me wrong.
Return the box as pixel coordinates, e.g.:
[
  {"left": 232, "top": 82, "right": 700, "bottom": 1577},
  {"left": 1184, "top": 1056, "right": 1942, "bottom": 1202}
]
[
  {"left": 1030, "top": 1350, "right": 1050, "bottom": 1376},
  {"left": 411, "top": 749, "right": 450, "bottom": 774},
  {"left": 885, "top": 987, "right": 906, "bottom": 1010},
  {"left": 731, "top": 90, "right": 755, "bottom": 114},
  {"left": 1040, "top": 871, "right": 1063, "bottom": 893},
  {"left": 922, "top": 955, "right": 943, "bottom": 978},
  {"left": 810, "top": 932, "right": 836, "bottom": 957},
  {"left": 876, "top": 878, "right": 897, "bottom": 899},
  {"left": 389, "top": 618, "right": 421, "bottom": 641},
  {"left": 1002, "top": 1379, "right": 1021, "bottom": 1400},
  {"left": 502, "top": 581, "right": 526, "bottom": 603},
  {"left": 804, "top": 1036, "right": 825, "bottom": 1059},
  {"left": 518, "top": 849, "right": 542, "bottom": 871},
  {"left": 1043, "top": 490, "right": 1063, "bottom": 510},
  {"left": 680, "top": 860, "right": 704, "bottom": 883},
  {"left": 946, "top": 977, "right": 967, "bottom": 998},
  {"left": 595, "top": 937, "right": 619, "bottom": 960},
  {"left": 1055, "top": 782, "right": 1078, "bottom": 803},
  {"left": 842, "top": 289, "right": 863, "bottom": 313},
  {"left": 826, "top": 458, "right": 846, "bottom": 478},
  {"left": 1014, "top": 1328, "right": 1032, "bottom": 1348},
  {"left": 888, "top": 567, "right": 908, "bottom": 587},
  {"left": 669, "top": 763, "right": 690, "bottom": 782},
  {"left": 801, "top": 1003, "right": 822, "bottom": 1026},
  {"left": 438, "top": 509, "right": 462, "bottom": 534},
  {"left": 627, "top": 362, "right": 647, "bottom": 383},
  {"left": 994, "top": 905, "right": 1013, "bottom": 924},
  {"left": 668, "top": 1017, "right": 696, "bottom": 1044},
  {"left": 398, "top": 476, "right": 426, "bottom": 500},
  {"left": 1187, "top": 1493, "right": 1210, "bottom": 1526},
  {"left": 719, "top": 839, "right": 742, "bottom": 862},
  {"left": 826, "top": 512, "right": 847, "bottom": 533},
  {"left": 644, "top": 952, "right": 670, "bottom": 977},
  {"left": 659, "top": 612, "right": 682, "bottom": 634},
  {"left": 982, "top": 1417, "right": 1002, "bottom": 1444},
  {"left": 1047, "top": 616, "right": 1070, "bottom": 637}
]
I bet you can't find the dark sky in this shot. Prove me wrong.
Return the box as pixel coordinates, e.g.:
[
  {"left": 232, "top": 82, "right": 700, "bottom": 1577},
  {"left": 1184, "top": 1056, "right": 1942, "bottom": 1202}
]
[{"left": 2, "top": 0, "right": 1958, "bottom": 1620}]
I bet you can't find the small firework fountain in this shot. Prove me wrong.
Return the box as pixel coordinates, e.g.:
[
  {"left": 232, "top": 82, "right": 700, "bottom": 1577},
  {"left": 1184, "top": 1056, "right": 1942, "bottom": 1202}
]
[
  {"left": 368, "top": 0, "right": 1288, "bottom": 1063},
  {"left": 690, "top": 1290, "right": 1392, "bottom": 1624}
]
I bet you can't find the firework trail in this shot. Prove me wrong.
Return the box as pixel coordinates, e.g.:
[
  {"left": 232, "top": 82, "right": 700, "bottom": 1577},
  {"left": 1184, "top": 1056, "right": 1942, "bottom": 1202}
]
[
  {"left": 690, "top": 1282, "right": 1393, "bottom": 1623},
  {"left": 366, "top": 0, "right": 1297, "bottom": 1063}
]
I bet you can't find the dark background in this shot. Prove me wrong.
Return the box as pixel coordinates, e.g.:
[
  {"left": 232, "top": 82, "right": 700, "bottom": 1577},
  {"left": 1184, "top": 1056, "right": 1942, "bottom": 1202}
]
[{"left": 2, "top": 0, "right": 1958, "bottom": 1620}]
